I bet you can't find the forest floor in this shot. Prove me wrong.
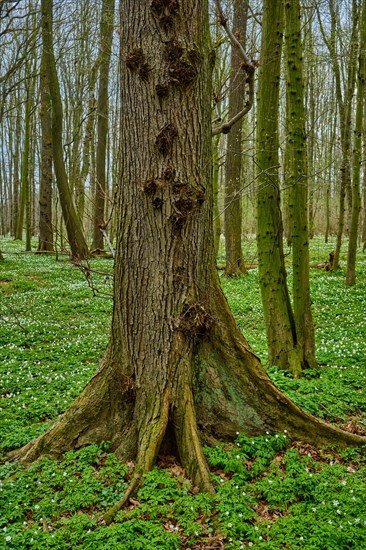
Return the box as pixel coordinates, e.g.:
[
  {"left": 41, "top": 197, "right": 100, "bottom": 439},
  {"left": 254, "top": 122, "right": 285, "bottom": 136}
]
[{"left": 0, "top": 237, "right": 365, "bottom": 549}]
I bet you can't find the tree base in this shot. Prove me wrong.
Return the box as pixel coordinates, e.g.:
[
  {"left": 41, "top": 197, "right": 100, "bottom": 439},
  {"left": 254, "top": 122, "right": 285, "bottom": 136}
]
[{"left": 9, "top": 276, "right": 366, "bottom": 520}]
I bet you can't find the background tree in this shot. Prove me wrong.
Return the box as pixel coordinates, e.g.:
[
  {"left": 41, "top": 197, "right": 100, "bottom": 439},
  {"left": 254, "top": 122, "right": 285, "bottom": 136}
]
[
  {"left": 346, "top": 0, "right": 366, "bottom": 285},
  {"left": 41, "top": 0, "right": 89, "bottom": 259},
  {"left": 256, "top": 0, "right": 301, "bottom": 374},
  {"left": 362, "top": 97, "right": 366, "bottom": 251},
  {"left": 222, "top": 0, "right": 249, "bottom": 277},
  {"left": 92, "top": 0, "right": 115, "bottom": 251},
  {"left": 284, "top": 0, "right": 317, "bottom": 369},
  {"left": 317, "top": 0, "right": 359, "bottom": 269},
  {"left": 37, "top": 48, "right": 54, "bottom": 253},
  {"left": 12, "top": 5, "right": 38, "bottom": 246}
]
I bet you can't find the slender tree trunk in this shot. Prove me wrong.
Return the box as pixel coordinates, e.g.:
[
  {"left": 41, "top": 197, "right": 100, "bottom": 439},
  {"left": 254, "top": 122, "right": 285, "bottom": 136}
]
[
  {"left": 13, "top": 0, "right": 366, "bottom": 520},
  {"left": 16, "top": 87, "right": 32, "bottom": 246},
  {"left": 24, "top": 90, "right": 32, "bottom": 251},
  {"left": 223, "top": 0, "right": 248, "bottom": 276},
  {"left": 108, "top": 57, "right": 121, "bottom": 245},
  {"left": 346, "top": 0, "right": 366, "bottom": 285},
  {"left": 284, "top": 0, "right": 317, "bottom": 369},
  {"left": 92, "top": 0, "right": 115, "bottom": 251},
  {"left": 25, "top": 44, "right": 37, "bottom": 251},
  {"left": 325, "top": 90, "right": 337, "bottom": 243},
  {"left": 37, "top": 50, "right": 54, "bottom": 253},
  {"left": 325, "top": 186, "right": 331, "bottom": 243},
  {"left": 362, "top": 98, "right": 366, "bottom": 252},
  {"left": 212, "top": 133, "right": 221, "bottom": 258},
  {"left": 12, "top": 100, "right": 21, "bottom": 238},
  {"left": 306, "top": 24, "right": 316, "bottom": 239},
  {"left": 41, "top": 0, "right": 89, "bottom": 260},
  {"left": 318, "top": 0, "right": 359, "bottom": 269},
  {"left": 256, "top": 0, "right": 301, "bottom": 375},
  {"left": 78, "top": 63, "right": 99, "bottom": 220},
  {"left": 0, "top": 157, "right": 4, "bottom": 235},
  {"left": 282, "top": 90, "right": 292, "bottom": 247}
]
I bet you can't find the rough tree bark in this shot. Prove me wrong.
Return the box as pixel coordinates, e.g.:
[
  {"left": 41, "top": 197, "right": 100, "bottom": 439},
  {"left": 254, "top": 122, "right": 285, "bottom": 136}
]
[{"left": 13, "top": 0, "right": 365, "bottom": 523}]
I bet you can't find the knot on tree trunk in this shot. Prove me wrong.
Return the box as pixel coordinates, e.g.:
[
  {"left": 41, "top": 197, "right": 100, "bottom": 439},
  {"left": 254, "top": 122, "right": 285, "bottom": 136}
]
[
  {"left": 125, "top": 48, "right": 149, "bottom": 80},
  {"left": 142, "top": 165, "right": 179, "bottom": 210},
  {"left": 178, "top": 303, "right": 214, "bottom": 338},
  {"left": 164, "top": 40, "right": 200, "bottom": 87},
  {"left": 155, "top": 123, "right": 178, "bottom": 154},
  {"left": 169, "top": 60, "right": 197, "bottom": 86},
  {"left": 170, "top": 183, "right": 205, "bottom": 228},
  {"left": 164, "top": 39, "right": 184, "bottom": 61},
  {"left": 151, "top": 0, "right": 179, "bottom": 29},
  {"left": 156, "top": 83, "right": 169, "bottom": 98}
]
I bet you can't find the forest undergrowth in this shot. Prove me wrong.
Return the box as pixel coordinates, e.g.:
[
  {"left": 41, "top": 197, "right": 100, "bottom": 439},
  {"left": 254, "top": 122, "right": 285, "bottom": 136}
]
[{"left": 0, "top": 237, "right": 365, "bottom": 549}]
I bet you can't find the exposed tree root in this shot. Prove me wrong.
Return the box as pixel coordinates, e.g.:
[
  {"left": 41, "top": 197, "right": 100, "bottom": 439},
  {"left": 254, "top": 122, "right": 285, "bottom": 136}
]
[
  {"left": 102, "top": 387, "right": 170, "bottom": 524},
  {"left": 173, "top": 382, "right": 214, "bottom": 493},
  {"left": 8, "top": 350, "right": 137, "bottom": 464},
  {"left": 193, "top": 276, "right": 366, "bottom": 449},
  {"left": 102, "top": 472, "right": 142, "bottom": 525}
]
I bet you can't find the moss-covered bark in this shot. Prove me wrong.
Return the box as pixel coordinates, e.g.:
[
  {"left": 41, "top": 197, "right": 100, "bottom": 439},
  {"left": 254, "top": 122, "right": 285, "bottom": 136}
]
[
  {"left": 362, "top": 98, "right": 366, "bottom": 252},
  {"left": 284, "top": 0, "right": 316, "bottom": 369},
  {"left": 12, "top": 0, "right": 366, "bottom": 525},
  {"left": 256, "top": 0, "right": 301, "bottom": 374}
]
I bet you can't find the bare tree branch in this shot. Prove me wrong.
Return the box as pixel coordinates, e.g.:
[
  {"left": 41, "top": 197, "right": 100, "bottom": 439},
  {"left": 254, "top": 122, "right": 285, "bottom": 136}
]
[{"left": 212, "top": 0, "right": 257, "bottom": 136}]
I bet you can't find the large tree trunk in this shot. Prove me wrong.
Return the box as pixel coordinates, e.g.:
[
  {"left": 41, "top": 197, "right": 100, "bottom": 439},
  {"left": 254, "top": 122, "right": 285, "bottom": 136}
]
[{"left": 13, "top": 0, "right": 366, "bottom": 523}]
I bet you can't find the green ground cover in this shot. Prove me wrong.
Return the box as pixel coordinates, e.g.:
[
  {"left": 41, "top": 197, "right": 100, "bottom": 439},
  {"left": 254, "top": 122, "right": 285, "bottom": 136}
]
[{"left": 1, "top": 237, "right": 365, "bottom": 549}]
